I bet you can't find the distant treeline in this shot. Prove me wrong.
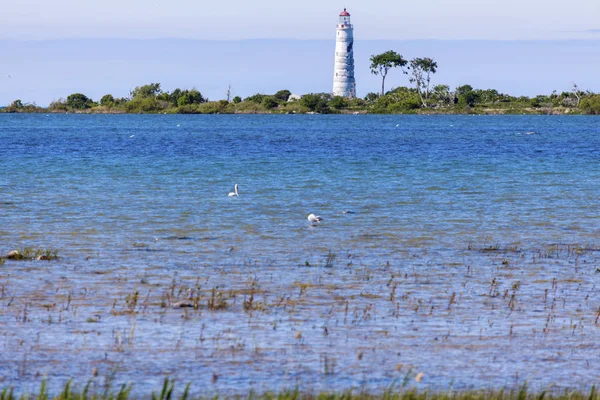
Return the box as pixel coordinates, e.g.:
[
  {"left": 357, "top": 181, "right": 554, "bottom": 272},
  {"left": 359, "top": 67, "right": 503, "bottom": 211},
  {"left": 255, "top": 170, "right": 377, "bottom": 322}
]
[{"left": 2, "top": 82, "right": 600, "bottom": 115}]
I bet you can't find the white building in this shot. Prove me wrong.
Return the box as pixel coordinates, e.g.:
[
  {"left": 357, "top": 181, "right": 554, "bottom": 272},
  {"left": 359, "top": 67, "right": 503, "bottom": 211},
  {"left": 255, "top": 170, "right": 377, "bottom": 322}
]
[{"left": 332, "top": 8, "right": 356, "bottom": 98}]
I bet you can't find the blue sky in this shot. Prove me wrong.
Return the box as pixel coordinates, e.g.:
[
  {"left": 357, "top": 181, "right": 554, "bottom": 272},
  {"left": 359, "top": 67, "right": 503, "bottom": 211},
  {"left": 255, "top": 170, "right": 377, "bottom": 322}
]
[
  {"left": 1, "top": 0, "right": 599, "bottom": 40},
  {"left": 1, "top": 1, "right": 599, "bottom": 105}
]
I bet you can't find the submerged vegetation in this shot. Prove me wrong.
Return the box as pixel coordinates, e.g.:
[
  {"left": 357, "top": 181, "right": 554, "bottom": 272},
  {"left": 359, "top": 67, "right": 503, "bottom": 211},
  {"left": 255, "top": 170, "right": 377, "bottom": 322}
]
[
  {"left": 3, "top": 247, "right": 58, "bottom": 261},
  {"left": 1, "top": 379, "right": 599, "bottom": 400}
]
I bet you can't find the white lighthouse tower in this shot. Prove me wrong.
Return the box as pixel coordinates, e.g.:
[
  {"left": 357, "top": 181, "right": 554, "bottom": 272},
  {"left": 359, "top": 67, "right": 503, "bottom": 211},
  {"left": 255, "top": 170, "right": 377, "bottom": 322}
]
[{"left": 332, "top": 8, "right": 356, "bottom": 98}]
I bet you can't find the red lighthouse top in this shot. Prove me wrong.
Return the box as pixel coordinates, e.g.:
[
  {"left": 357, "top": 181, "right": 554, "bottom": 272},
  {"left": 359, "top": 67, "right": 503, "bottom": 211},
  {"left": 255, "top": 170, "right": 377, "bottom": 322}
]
[{"left": 340, "top": 8, "right": 350, "bottom": 16}]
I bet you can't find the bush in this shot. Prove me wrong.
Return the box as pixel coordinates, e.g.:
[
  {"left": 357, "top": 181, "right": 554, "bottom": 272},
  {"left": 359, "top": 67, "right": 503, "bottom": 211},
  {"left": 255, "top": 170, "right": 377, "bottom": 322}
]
[
  {"left": 301, "top": 93, "right": 332, "bottom": 114},
  {"left": 245, "top": 93, "right": 266, "bottom": 104},
  {"left": 126, "top": 97, "right": 165, "bottom": 113},
  {"left": 329, "top": 96, "right": 348, "bottom": 110},
  {"left": 262, "top": 96, "right": 278, "bottom": 109},
  {"left": 580, "top": 95, "right": 600, "bottom": 115}
]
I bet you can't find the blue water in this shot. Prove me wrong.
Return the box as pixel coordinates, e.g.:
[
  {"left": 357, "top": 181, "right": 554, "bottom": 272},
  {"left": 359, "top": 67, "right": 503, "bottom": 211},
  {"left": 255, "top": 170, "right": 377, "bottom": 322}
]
[{"left": 1, "top": 114, "right": 600, "bottom": 395}]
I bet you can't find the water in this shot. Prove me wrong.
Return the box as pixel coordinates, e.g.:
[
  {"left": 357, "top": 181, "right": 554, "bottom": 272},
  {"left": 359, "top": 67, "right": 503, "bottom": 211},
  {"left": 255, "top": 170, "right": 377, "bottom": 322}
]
[{"left": 1, "top": 114, "right": 599, "bottom": 395}]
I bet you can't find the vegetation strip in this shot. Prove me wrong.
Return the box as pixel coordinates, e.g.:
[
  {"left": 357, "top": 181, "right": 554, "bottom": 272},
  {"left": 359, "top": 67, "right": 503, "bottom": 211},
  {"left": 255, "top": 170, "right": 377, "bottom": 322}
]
[
  {"left": 3, "top": 50, "right": 599, "bottom": 115},
  {"left": 1, "top": 380, "right": 599, "bottom": 400}
]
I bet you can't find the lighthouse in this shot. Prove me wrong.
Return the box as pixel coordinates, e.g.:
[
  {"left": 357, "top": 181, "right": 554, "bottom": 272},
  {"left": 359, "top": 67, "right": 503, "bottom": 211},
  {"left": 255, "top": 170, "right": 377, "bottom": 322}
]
[{"left": 332, "top": 8, "right": 356, "bottom": 98}]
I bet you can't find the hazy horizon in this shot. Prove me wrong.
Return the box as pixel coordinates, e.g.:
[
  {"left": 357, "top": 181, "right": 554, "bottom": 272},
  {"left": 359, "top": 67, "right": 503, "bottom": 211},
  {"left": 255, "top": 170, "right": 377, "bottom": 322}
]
[
  {"left": 1, "top": 38, "right": 599, "bottom": 107},
  {"left": 2, "top": 0, "right": 599, "bottom": 41}
]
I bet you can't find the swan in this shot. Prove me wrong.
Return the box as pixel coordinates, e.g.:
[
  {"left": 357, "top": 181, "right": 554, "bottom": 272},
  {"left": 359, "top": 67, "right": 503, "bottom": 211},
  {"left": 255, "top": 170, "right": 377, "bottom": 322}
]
[
  {"left": 228, "top": 184, "right": 239, "bottom": 197},
  {"left": 307, "top": 214, "right": 323, "bottom": 224}
]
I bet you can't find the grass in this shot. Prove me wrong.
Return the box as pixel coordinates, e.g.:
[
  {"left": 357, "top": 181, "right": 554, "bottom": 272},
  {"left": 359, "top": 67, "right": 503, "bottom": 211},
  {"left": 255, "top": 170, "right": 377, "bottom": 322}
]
[
  {"left": 2, "top": 240, "right": 599, "bottom": 394},
  {"left": 0, "top": 380, "right": 598, "bottom": 400},
  {"left": 4, "top": 247, "right": 59, "bottom": 261}
]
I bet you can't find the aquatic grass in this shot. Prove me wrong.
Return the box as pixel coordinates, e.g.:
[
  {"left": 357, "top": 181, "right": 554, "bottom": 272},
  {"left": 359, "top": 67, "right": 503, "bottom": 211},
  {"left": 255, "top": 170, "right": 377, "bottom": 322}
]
[
  {"left": 2, "top": 380, "right": 597, "bottom": 400},
  {"left": 4, "top": 247, "right": 59, "bottom": 261}
]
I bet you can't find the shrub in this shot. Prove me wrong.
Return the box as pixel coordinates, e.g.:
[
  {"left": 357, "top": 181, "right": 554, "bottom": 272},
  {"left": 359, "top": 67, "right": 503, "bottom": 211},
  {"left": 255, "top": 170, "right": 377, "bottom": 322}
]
[
  {"left": 262, "top": 96, "right": 278, "bottom": 109},
  {"left": 580, "top": 95, "right": 600, "bottom": 115}
]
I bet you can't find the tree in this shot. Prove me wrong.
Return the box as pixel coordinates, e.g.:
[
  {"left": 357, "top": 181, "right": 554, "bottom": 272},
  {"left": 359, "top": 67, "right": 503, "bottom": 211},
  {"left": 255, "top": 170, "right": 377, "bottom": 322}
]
[
  {"left": 409, "top": 57, "right": 438, "bottom": 107},
  {"left": 571, "top": 83, "right": 584, "bottom": 106},
  {"left": 301, "top": 93, "right": 331, "bottom": 114},
  {"left": 478, "top": 89, "right": 500, "bottom": 104},
  {"left": 262, "top": 96, "right": 278, "bottom": 109},
  {"left": 364, "top": 92, "right": 380, "bottom": 103},
  {"left": 330, "top": 96, "right": 348, "bottom": 110},
  {"left": 177, "top": 89, "right": 204, "bottom": 107},
  {"left": 66, "top": 93, "right": 93, "bottom": 110},
  {"left": 432, "top": 84, "right": 451, "bottom": 105},
  {"left": 369, "top": 51, "right": 408, "bottom": 96},
  {"left": 131, "top": 83, "right": 161, "bottom": 99},
  {"left": 232, "top": 96, "right": 242, "bottom": 104},
  {"left": 580, "top": 94, "right": 600, "bottom": 114},
  {"left": 226, "top": 84, "right": 232, "bottom": 102},
  {"left": 245, "top": 93, "right": 266, "bottom": 104},
  {"left": 274, "top": 89, "right": 292, "bottom": 102},
  {"left": 456, "top": 85, "right": 478, "bottom": 107},
  {"left": 100, "top": 94, "right": 115, "bottom": 107}
]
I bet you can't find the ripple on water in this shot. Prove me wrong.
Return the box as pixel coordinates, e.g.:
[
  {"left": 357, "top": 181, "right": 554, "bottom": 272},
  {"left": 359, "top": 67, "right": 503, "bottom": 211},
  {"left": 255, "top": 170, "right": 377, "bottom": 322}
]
[{"left": 1, "top": 114, "right": 600, "bottom": 395}]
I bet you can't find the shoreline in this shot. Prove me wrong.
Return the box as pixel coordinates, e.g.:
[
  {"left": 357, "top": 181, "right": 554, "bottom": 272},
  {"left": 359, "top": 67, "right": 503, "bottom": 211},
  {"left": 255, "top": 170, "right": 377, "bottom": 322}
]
[{"left": 0, "top": 107, "right": 587, "bottom": 115}]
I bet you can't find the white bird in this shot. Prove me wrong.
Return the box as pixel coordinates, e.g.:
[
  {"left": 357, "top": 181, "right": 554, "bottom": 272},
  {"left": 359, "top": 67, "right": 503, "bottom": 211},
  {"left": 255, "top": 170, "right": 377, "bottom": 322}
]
[
  {"left": 228, "top": 184, "right": 239, "bottom": 197},
  {"left": 307, "top": 214, "right": 323, "bottom": 224},
  {"left": 5, "top": 75, "right": 11, "bottom": 79}
]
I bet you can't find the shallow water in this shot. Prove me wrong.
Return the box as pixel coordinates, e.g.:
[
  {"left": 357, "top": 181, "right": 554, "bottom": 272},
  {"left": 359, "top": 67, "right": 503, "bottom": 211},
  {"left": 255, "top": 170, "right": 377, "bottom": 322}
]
[{"left": 1, "top": 114, "right": 600, "bottom": 395}]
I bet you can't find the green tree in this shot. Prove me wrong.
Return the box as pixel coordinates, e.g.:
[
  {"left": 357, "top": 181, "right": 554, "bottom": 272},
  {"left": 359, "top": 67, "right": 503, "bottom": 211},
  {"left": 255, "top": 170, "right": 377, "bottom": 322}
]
[
  {"left": 131, "top": 83, "right": 161, "bottom": 99},
  {"left": 376, "top": 87, "right": 421, "bottom": 113},
  {"left": 100, "top": 94, "right": 115, "bottom": 107},
  {"left": 274, "top": 89, "right": 292, "bottom": 102},
  {"left": 66, "top": 93, "right": 93, "bottom": 110},
  {"left": 301, "top": 93, "right": 331, "bottom": 114},
  {"left": 409, "top": 57, "right": 438, "bottom": 107},
  {"left": 329, "top": 96, "right": 348, "bottom": 110},
  {"left": 11, "top": 99, "right": 23, "bottom": 108},
  {"left": 245, "top": 93, "right": 266, "bottom": 104},
  {"left": 177, "top": 89, "right": 205, "bottom": 107},
  {"left": 126, "top": 97, "right": 164, "bottom": 113},
  {"left": 477, "top": 89, "right": 500, "bottom": 104},
  {"left": 580, "top": 94, "right": 600, "bottom": 114},
  {"left": 432, "top": 84, "right": 451, "bottom": 105},
  {"left": 364, "top": 92, "right": 380, "bottom": 103},
  {"left": 262, "top": 96, "right": 278, "bottom": 109},
  {"left": 369, "top": 50, "right": 408, "bottom": 96},
  {"left": 232, "top": 96, "right": 242, "bottom": 104},
  {"left": 456, "top": 85, "right": 478, "bottom": 107}
]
